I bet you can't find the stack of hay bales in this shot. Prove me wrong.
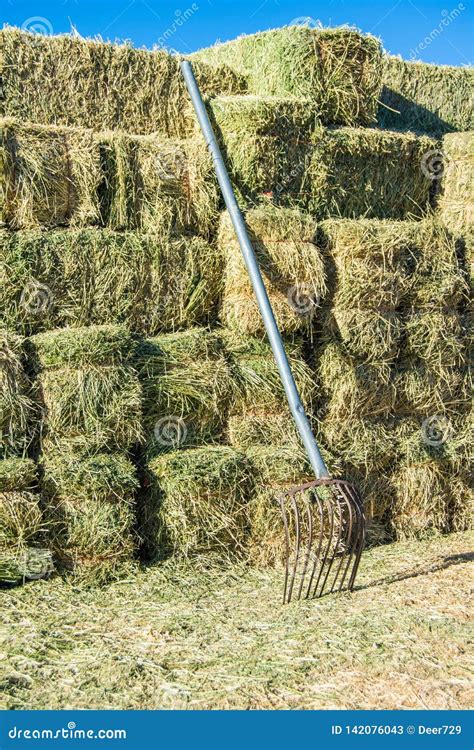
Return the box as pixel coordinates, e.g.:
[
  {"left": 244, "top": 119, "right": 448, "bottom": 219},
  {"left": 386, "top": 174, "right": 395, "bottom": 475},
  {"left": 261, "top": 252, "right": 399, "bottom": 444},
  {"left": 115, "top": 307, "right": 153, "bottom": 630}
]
[
  {"left": 0, "top": 27, "right": 246, "bottom": 137},
  {"left": 378, "top": 56, "right": 474, "bottom": 135},
  {"left": 205, "top": 97, "right": 436, "bottom": 217},
  {"left": 28, "top": 325, "right": 142, "bottom": 583}
]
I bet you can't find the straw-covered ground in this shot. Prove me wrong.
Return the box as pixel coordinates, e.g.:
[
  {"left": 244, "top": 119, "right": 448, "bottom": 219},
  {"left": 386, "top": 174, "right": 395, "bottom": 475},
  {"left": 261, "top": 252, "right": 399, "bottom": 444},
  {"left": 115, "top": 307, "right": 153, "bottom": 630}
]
[{"left": 1, "top": 531, "right": 472, "bottom": 710}]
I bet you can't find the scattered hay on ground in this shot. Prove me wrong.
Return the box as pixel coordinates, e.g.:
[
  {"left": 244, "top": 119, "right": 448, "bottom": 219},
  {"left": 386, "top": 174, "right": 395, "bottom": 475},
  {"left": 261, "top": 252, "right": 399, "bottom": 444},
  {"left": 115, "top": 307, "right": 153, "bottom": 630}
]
[
  {"left": 136, "top": 329, "right": 233, "bottom": 455},
  {"left": 1, "top": 230, "right": 223, "bottom": 336},
  {"left": 220, "top": 206, "right": 326, "bottom": 336},
  {"left": 0, "top": 28, "right": 246, "bottom": 137},
  {"left": 144, "top": 446, "right": 253, "bottom": 559},
  {"left": 41, "top": 450, "right": 138, "bottom": 585},
  {"left": 0, "top": 331, "right": 34, "bottom": 458},
  {"left": 378, "top": 56, "right": 474, "bottom": 134},
  {"left": 191, "top": 26, "right": 382, "bottom": 125}
]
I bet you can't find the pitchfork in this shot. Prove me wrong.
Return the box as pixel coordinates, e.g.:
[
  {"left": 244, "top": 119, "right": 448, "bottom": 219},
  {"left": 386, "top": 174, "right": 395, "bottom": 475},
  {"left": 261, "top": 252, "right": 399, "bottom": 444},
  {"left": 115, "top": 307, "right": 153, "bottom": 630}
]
[{"left": 182, "top": 61, "right": 366, "bottom": 603}]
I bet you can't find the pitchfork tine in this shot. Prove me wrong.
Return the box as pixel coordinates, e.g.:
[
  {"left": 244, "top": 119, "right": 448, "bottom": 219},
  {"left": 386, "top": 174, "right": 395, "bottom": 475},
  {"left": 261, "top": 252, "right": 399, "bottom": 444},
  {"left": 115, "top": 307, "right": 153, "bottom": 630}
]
[{"left": 182, "top": 60, "right": 366, "bottom": 604}]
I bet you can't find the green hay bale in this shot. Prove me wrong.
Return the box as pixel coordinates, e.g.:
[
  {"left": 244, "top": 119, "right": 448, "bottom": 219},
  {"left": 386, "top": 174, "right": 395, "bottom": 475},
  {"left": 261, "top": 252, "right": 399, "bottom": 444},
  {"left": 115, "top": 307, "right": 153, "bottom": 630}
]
[
  {"left": 320, "top": 417, "right": 397, "bottom": 471},
  {"left": 136, "top": 329, "right": 233, "bottom": 454},
  {"left": 0, "top": 490, "right": 43, "bottom": 547},
  {"left": 307, "top": 127, "right": 435, "bottom": 219},
  {"left": 36, "top": 365, "right": 143, "bottom": 454},
  {"left": 191, "top": 26, "right": 383, "bottom": 126},
  {"left": 403, "top": 309, "right": 466, "bottom": 371},
  {"left": 378, "top": 56, "right": 474, "bottom": 134},
  {"left": 391, "top": 461, "right": 449, "bottom": 539},
  {"left": 207, "top": 96, "right": 317, "bottom": 203},
  {"left": 0, "top": 28, "right": 246, "bottom": 137},
  {"left": 394, "top": 361, "right": 469, "bottom": 416},
  {"left": 324, "top": 307, "right": 402, "bottom": 362},
  {"left": 0, "top": 119, "right": 101, "bottom": 229},
  {"left": 223, "top": 330, "right": 315, "bottom": 416},
  {"left": 438, "top": 132, "right": 473, "bottom": 280},
  {"left": 0, "top": 119, "right": 218, "bottom": 236},
  {"left": 145, "top": 446, "right": 253, "bottom": 559},
  {"left": 0, "top": 546, "right": 54, "bottom": 586},
  {"left": 448, "top": 474, "right": 473, "bottom": 533},
  {"left": 42, "top": 451, "right": 137, "bottom": 584},
  {"left": 0, "top": 457, "right": 36, "bottom": 492},
  {"left": 0, "top": 331, "right": 34, "bottom": 457},
  {"left": 227, "top": 411, "right": 300, "bottom": 450},
  {"left": 246, "top": 445, "right": 311, "bottom": 485},
  {"left": 220, "top": 206, "right": 326, "bottom": 336},
  {"left": 317, "top": 343, "right": 395, "bottom": 420},
  {"left": 29, "top": 324, "right": 136, "bottom": 369},
  {"left": 1, "top": 230, "right": 223, "bottom": 336},
  {"left": 321, "top": 218, "right": 466, "bottom": 309}
]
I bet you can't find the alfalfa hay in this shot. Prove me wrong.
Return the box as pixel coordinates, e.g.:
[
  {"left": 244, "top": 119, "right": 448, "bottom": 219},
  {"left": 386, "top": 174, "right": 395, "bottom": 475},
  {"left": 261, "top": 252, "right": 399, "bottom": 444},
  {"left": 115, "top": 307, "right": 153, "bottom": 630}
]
[
  {"left": 1, "top": 229, "right": 222, "bottom": 336},
  {"left": 144, "top": 446, "right": 252, "bottom": 559},
  {"left": 191, "top": 26, "right": 383, "bottom": 125},
  {"left": 379, "top": 56, "right": 474, "bottom": 134},
  {"left": 0, "top": 27, "right": 246, "bottom": 137},
  {"left": 220, "top": 206, "right": 326, "bottom": 336},
  {"left": 0, "top": 331, "right": 34, "bottom": 457},
  {"left": 41, "top": 450, "right": 138, "bottom": 584}
]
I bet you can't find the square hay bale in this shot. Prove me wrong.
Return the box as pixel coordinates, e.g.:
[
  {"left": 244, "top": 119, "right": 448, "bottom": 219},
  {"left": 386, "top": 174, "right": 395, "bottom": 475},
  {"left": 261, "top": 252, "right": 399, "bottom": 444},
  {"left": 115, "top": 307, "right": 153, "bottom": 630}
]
[
  {"left": 227, "top": 411, "right": 300, "bottom": 450},
  {"left": 29, "top": 324, "right": 136, "bottom": 369},
  {"left": 1, "top": 230, "right": 223, "bottom": 336},
  {"left": 0, "top": 331, "right": 34, "bottom": 457},
  {"left": 246, "top": 445, "right": 311, "bottom": 485},
  {"left": 403, "top": 309, "right": 466, "bottom": 371},
  {"left": 136, "top": 329, "right": 233, "bottom": 454},
  {"left": 0, "top": 119, "right": 101, "bottom": 229},
  {"left": 390, "top": 461, "right": 449, "bottom": 539},
  {"left": 448, "top": 473, "right": 473, "bottom": 533},
  {"left": 220, "top": 206, "right": 326, "bottom": 336},
  {"left": 307, "top": 127, "right": 436, "bottom": 219},
  {"left": 0, "top": 119, "right": 218, "bottom": 236},
  {"left": 316, "top": 343, "right": 395, "bottom": 420},
  {"left": 206, "top": 96, "right": 317, "bottom": 203},
  {"left": 42, "top": 451, "right": 138, "bottom": 584},
  {"left": 191, "top": 26, "right": 383, "bottom": 125},
  {"left": 378, "top": 56, "right": 474, "bottom": 134},
  {"left": 320, "top": 416, "right": 398, "bottom": 471},
  {"left": 393, "top": 360, "right": 469, "bottom": 416},
  {"left": 0, "top": 457, "right": 36, "bottom": 492},
  {"left": 0, "top": 489, "right": 53, "bottom": 585},
  {"left": 0, "top": 28, "right": 246, "bottom": 137},
  {"left": 223, "top": 331, "right": 315, "bottom": 416},
  {"left": 145, "top": 446, "right": 253, "bottom": 559},
  {"left": 324, "top": 307, "right": 403, "bottom": 362},
  {"left": 29, "top": 325, "right": 143, "bottom": 453}
]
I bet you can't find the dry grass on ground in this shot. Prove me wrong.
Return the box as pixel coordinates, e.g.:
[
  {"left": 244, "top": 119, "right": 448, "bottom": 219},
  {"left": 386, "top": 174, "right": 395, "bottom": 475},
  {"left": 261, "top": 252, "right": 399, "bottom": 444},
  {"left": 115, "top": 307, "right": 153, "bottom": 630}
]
[{"left": 1, "top": 532, "right": 472, "bottom": 710}]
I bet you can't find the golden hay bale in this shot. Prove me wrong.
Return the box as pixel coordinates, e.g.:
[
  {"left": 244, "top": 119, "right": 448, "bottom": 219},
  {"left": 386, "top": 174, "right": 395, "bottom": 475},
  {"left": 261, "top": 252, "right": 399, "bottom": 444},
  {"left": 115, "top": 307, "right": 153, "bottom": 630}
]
[
  {"left": 191, "top": 26, "right": 383, "bottom": 125},
  {"left": 390, "top": 461, "right": 449, "bottom": 539},
  {"left": 0, "top": 28, "right": 246, "bottom": 137},
  {"left": 220, "top": 205, "right": 326, "bottom": 336},
  {"left": 393, "top": 361, "right": 469, "bottom": 416}
]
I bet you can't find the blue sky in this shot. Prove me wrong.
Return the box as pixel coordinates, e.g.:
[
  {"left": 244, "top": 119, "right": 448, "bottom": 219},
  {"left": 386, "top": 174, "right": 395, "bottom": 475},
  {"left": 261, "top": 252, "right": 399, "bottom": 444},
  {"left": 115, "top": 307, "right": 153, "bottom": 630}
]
[{"left": 3, "top": 0, "right": 473, "bottom": 65}]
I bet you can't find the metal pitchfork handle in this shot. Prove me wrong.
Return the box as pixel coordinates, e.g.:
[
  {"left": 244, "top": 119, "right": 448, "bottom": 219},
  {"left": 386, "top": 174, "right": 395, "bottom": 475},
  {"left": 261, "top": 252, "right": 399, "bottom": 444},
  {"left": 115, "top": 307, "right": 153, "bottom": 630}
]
[{"left": 181, "top": 60, "right": 366, "bottom": 603}]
